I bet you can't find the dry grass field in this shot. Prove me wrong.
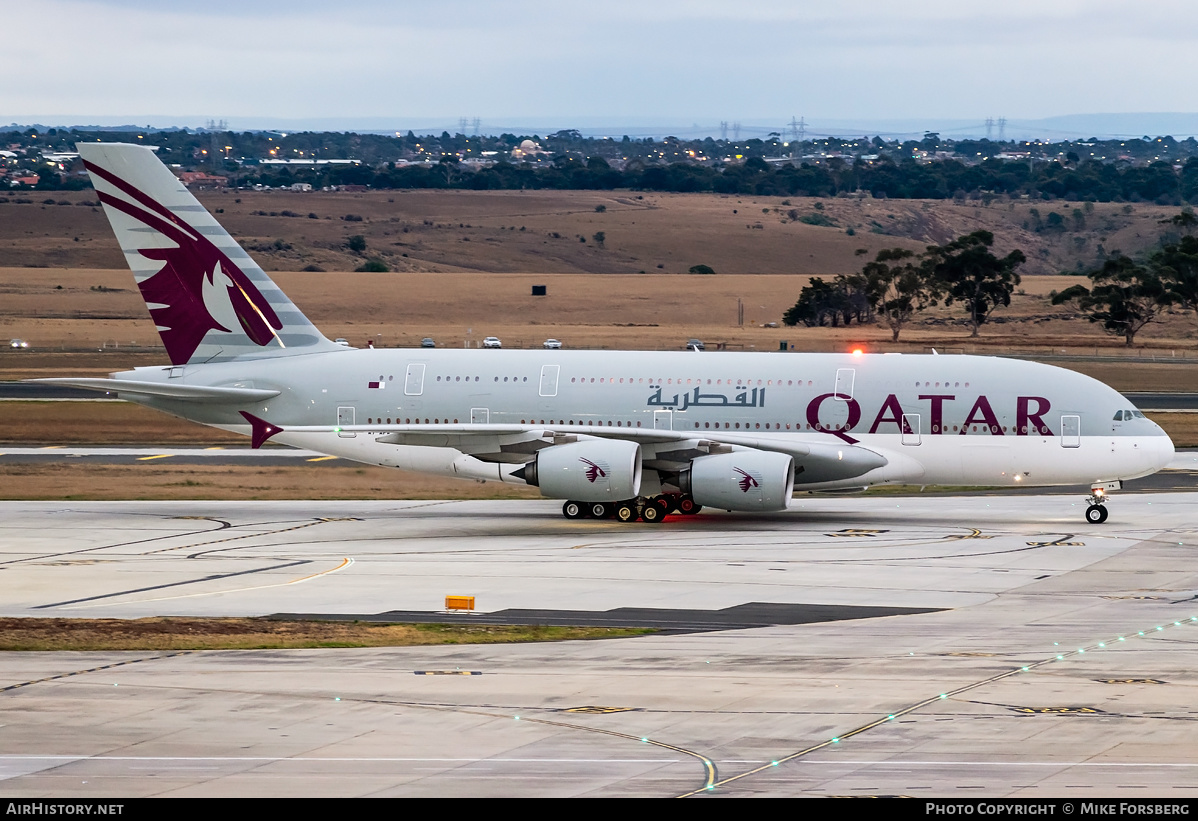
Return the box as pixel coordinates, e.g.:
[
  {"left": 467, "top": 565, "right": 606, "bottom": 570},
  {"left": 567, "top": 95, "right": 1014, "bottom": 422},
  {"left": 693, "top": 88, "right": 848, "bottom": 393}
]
[
  {"left": 0, "top": 618, "right": 650, "bottom": 651},
  {"left": 7, "top": 267, "right": 1198, "bottom": 365}
]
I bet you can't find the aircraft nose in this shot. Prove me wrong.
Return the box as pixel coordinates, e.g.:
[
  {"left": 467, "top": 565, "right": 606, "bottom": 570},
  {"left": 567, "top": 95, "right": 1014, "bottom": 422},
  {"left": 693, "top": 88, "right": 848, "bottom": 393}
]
[{"left": 1155, "top": 430, "right": 1176, "bottom": 471}]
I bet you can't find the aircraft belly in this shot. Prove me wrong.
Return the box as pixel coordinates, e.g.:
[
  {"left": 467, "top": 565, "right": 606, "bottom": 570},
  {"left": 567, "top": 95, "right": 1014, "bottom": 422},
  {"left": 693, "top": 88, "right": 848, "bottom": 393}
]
[
  {"left": 857, "top": 434, "right": 1169, "bottom": 487},
  {"left": 270, "top": 432, "right": 463, "bottom": 475}
]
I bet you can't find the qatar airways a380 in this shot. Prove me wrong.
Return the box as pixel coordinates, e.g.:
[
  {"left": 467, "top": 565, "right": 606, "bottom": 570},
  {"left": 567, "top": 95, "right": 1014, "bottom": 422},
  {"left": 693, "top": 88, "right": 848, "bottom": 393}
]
[{"left": 31, "top": 143, "right": 1174, "bottom": 524}]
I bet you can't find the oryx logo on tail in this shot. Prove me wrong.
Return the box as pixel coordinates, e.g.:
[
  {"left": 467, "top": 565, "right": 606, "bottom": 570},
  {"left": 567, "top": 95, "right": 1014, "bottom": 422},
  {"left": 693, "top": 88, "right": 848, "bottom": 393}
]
[
  {"left": 581, "top": 457, "right": 608, "bottom": 484},
  {"left": 82, "top": 160, "right": 283, "bottom": 365}
]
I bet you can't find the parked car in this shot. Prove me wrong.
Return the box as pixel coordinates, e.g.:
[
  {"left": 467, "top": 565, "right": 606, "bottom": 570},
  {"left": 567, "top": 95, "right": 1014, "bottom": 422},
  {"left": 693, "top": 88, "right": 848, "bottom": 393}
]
[
  {"left": 420, "top": 337, "right": 436, "bottom": 348},
  {"left": 482, "top": 336, "right": 502, "bottom": 348},
  {"left": 686, "top": 338, "right": 705, "bottom": 351},
  {"left": 334, "top": 338, "right": 350, "bottom": 347},
  {"left": 543, "top": 338, "right": 562, "bottom": 349},
  {"left": 9, "top": 339, "right": 28, "bottom": 349}
]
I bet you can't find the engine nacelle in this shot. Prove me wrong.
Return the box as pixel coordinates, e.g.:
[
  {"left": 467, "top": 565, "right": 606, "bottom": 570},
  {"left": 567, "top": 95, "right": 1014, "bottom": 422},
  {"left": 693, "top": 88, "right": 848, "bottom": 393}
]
[
  {"left": 517, "top": 439, "right": 642, "bottom": 502},
  {"left": 681, "top": 450, "right": 794, "bottom": 511}
]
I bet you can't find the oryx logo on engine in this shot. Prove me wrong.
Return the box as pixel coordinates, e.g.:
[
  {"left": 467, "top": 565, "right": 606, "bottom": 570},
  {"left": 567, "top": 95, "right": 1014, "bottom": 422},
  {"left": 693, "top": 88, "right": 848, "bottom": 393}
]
[
  {"left": 580, "top": 457, "right": 608, "bottom": 483},
  {"left": 735, "top": 467, "right": 760, "bottom": 493}
]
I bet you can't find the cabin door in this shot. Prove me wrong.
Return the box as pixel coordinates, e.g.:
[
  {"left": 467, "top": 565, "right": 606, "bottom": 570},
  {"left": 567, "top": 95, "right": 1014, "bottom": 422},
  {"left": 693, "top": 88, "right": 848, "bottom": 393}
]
[{"left": 1060, "top": 414, "right": 1081, "bottom": 448}]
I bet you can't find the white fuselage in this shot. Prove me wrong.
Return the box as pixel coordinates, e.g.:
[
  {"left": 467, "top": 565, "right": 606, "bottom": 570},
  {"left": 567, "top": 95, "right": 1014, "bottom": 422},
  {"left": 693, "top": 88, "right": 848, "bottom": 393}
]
[{"left": 122, "top": 348, "right": 1174, "bottom": 494}]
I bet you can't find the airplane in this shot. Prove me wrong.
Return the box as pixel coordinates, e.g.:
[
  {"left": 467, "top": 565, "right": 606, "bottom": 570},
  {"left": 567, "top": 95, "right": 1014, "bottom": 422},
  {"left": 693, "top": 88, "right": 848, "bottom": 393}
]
[{"left": 30, "top": 142, "right": 1175, "bottom": 524}]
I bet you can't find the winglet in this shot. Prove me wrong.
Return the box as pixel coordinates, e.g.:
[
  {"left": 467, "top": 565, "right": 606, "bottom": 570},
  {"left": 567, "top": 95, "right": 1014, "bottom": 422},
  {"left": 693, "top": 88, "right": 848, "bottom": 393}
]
[{"left": 239, "top": 411, "right": 284, "bottom": 449}]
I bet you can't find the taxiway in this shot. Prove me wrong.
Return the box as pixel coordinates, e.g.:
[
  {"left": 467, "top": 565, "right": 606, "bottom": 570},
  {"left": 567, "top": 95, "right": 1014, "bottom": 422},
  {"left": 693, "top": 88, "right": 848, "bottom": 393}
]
[{"left": 2, "top": 495, "right": 1198, "bottom": 797}]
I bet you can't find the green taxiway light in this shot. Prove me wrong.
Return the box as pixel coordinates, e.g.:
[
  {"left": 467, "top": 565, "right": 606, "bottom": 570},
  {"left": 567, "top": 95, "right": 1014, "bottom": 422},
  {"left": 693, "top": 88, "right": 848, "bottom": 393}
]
[{"left": 832, "top": 737, "right": 840, "bottom": 743}]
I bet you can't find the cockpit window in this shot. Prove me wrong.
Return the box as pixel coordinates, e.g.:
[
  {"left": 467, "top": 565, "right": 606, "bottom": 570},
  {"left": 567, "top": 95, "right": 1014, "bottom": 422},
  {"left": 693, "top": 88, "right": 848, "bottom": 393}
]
[
  {"left": 1113, "top": 411, "right": 1123, "bottom": 421},
  {"left": 1132, "top": 410, "right": 1146, "bottom": 419}
]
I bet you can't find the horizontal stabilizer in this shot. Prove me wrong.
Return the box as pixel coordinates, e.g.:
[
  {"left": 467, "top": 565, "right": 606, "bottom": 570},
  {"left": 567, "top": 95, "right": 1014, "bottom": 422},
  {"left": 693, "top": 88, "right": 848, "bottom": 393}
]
[{"left": 25, "top": 378, "right": 280, "bottom": 404}]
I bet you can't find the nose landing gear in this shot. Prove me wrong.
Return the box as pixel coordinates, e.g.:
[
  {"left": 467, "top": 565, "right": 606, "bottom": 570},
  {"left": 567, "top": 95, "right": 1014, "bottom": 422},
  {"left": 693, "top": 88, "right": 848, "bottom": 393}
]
[{"left": 1084, "top": 483, "right": 1120, "bottom": 524}]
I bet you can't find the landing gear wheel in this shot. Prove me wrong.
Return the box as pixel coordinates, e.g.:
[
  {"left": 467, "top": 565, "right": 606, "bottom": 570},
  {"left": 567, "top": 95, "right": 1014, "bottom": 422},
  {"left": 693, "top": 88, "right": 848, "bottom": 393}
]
[
  {"left": 562, "top": 501, "right": 586, "bottom": 520},
  {"left": 590, "top": 502, "right": 611, "bottom": 519},
  {"left": 1086, "top": 504, "right": 1108, "bottom": 524},
  {"left": 640, "top": 501, "right": 667, "bottom": 523},
  {"left": 615, "top": 502, "right": 638, "bottom": 523},
  {"left": 646, "top": 496, "right": 675, "bottom": 522},
  {"left": 676, "top": 495, "right": 701, "bottom": 515}
]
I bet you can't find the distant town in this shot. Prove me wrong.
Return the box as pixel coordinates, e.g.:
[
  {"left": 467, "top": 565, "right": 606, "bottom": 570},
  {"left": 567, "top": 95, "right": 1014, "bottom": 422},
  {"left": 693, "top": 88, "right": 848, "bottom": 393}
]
[{"left": 2, "top": 126, "right": 1197, "bottom": 203}]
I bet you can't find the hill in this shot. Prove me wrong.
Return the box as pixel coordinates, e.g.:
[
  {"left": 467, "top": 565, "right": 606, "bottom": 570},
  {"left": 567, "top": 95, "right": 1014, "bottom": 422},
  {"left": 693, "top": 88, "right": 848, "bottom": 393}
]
[{"left": 0, "top": 189, "right": 1186, "bottom": 276}]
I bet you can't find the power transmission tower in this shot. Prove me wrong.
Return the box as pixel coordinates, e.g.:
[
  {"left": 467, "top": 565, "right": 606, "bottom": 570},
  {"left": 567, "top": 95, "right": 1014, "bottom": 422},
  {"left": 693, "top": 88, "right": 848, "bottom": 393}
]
[
  {"left": 997, "top": 117, "right": 1007, "bottom": 142},
  {"left": 458, "top": 117, "right": 469, "bottom": 135},
  {"left": 205, "top": 119, "right": 225, "bottom": 172},
  {"left": 985, "top": 117, "right": 994, "bottom": 140},
  {"left": 788, "top": 116, "right": 806, "bottom": 158},
  {"left": 720, "top": 121, "right": 728, "bottom": 141},
  {"left": 733, "top": 122, "right": 741, "bottom": 142},
  {"left": 471, "top": 118, "right": 480, "bottom": 136}
]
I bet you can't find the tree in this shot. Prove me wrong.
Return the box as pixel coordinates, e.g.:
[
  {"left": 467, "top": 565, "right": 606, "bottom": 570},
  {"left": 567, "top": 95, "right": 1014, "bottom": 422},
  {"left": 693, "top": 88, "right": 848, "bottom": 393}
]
[
  {"left": 592, "top": 231, "right": 606, "bottom": 248},
  {"left": 346, "top": 235, "right": 367, "bottom": 254},
  {"left": 863, "top": 248, "right": 940, "bottom": 342},
  {"left": 1052, "top": 254, "right": 1170, "bottom": 347},
  {"left": 1162, "top": 207, "right": 1198, "bottom": 236},
  {"left": 783, "top": 278, "right": 842, "bottom": 327},
  {"left": 782, "top": 275, "right": 868, "bottom": 327},
  {"left": 928, "top": 230, "right": 1025, "bottom": 337},
  {"left": 355, "top": 258, "right": 389, "bottom": 272},
  {"left": 1154, "top": 233, "right": 1198, "bottom": 319}
]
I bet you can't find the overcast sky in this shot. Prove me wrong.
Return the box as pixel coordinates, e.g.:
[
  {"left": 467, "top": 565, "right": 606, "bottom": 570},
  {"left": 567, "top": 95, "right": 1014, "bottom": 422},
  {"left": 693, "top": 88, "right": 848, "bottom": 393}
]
[{"left": 7, "top": 0, "right": 1198, "bottom": 137}]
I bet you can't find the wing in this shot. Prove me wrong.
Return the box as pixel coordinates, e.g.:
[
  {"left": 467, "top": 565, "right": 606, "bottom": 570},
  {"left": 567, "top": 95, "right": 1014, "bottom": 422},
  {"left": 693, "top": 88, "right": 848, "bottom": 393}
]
[
  {"left": 280, "top": 422, "right": 888, "bottom": 485},
  {"left": 24, "top": 377, "right": 280, "bottom": 404}
]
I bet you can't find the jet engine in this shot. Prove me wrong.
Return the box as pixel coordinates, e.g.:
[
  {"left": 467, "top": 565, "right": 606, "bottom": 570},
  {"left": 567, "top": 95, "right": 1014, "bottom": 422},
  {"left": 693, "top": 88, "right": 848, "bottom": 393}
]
[
  {"left": 681, "top": 450, "right": 795, "bottom": 511},
  {"left": 515, "top": 439, "right": 642, "bottom": 502}
]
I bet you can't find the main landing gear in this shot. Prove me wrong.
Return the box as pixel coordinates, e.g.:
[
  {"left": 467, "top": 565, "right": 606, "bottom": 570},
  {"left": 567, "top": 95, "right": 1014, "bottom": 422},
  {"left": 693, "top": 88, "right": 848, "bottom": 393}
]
[
  {"left": 1085, "top": 486, "right": 1111, "bottom": 524},
  {"left": 561, "top": 494, "right": 702, "bottom": 522}
]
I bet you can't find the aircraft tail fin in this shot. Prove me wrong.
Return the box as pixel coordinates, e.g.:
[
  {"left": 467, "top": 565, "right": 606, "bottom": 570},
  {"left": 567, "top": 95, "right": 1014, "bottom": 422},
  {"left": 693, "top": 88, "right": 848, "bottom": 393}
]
[{"left": 76, "top": 142, "right": 343, "bottom": 366}]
